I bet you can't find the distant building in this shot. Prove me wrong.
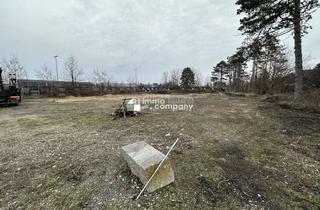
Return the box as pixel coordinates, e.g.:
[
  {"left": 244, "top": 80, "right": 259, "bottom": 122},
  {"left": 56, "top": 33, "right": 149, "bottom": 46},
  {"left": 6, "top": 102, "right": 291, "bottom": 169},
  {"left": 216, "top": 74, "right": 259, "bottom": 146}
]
[
  {"left": 17, "top": 79, "right": 163, "bottom": 96},
  {"left": 139, "top": 84, "right": 161, "bottom": 93},
  {"left": 18, "top": 79, "right": 96, "bottom": 96}
]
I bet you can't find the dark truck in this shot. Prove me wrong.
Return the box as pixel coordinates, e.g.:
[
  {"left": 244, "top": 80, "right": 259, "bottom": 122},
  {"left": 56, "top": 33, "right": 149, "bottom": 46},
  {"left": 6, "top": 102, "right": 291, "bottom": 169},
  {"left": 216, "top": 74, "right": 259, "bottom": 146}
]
[{"left": 0, "top": 68, "right": 21, "bottom": 106}]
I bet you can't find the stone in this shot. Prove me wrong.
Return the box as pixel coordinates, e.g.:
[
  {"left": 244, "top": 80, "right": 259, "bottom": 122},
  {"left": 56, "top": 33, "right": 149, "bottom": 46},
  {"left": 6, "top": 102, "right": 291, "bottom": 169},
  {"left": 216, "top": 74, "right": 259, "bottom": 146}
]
[{"left": 121, "top": 141, "right": 175, "bottom": 192}]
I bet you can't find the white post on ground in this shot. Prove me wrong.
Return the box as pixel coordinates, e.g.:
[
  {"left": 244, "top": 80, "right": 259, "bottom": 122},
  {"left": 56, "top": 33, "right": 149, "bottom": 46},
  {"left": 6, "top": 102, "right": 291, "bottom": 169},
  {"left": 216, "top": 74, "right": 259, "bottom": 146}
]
[{"left": 136, "top": 138, "right": 179, "bottom": 200}]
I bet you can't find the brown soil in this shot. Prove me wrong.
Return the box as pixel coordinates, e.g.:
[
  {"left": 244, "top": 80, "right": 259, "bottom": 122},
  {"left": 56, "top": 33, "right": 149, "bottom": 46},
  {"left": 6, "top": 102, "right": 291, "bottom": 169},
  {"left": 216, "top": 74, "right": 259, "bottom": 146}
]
[{"left": 0, "top": 94, "right": 319, "bottom": 209}]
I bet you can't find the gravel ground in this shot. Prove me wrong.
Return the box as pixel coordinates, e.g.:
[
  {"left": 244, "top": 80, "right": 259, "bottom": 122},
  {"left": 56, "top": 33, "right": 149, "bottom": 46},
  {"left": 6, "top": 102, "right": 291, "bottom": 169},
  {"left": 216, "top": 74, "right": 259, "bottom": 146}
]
[{"left": 0, "top": 94, "right": 319, "bottom": 209}]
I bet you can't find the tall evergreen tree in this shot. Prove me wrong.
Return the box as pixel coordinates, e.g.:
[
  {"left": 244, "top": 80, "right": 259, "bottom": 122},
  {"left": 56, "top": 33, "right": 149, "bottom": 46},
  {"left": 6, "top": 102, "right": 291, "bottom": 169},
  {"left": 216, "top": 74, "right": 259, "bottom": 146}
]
[
  {"left": 260, "top": 33, "right": 283, "bottom": 93},
  {"left": 243, "top": 37, "right": 264, "bottom": 90},
  {"left": 211, "top": 61, "right": 229, "bottom": 84},
  {"left": 243, "top": 33, "right": 290, "bottom": 93},
  {"left": 180, "top": 67, "right": 195, "bottom": 90},
  {"left": 236, "top": 0, "right": 320, "bottom": 101},
  {"left": 228, "top": 47, "right": 248, "bottom": 91}
]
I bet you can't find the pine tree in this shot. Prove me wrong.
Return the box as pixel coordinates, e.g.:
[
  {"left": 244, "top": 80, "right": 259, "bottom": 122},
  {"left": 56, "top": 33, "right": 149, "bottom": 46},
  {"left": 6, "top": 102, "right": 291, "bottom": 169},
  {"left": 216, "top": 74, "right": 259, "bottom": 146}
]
[
  {"left": 243, "top": 33, "right": 290, "bottom": 93},
  {"left": 211, "top": 61, "right": 229, "bottom": 91},
  {"left": 228, "top": 47, "right": 248, "bottom": 91},
  {"left": 243, "top": 37, "right": 264, "bottom": 90},
  {"left": 236, "top": 0, "right": 320, "bottom": 101},
  {"left": 180, "top": 67, "right": 195, "bottom": 90}
]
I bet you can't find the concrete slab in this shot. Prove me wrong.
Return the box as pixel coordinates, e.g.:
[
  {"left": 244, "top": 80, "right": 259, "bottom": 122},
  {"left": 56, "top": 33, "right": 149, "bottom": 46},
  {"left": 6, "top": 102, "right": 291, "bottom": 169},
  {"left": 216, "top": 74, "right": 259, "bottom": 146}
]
[{"left": 121, "top": 141, "right": 175, "bottom": 192}]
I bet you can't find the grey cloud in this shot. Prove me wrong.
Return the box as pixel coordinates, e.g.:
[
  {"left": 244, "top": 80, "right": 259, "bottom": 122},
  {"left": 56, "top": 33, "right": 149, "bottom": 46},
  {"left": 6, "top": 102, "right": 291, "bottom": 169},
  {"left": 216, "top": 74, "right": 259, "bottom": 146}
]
[{"left": 0, "top": 0, "right": 319, "bottom": 83}]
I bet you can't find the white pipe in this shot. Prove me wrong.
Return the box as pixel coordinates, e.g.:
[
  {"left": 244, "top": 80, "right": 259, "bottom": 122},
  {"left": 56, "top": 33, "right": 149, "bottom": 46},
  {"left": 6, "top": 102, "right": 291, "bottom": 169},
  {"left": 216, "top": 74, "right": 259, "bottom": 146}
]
[{"left": 136, "top": 138, "right": 179, "bottom": 200}]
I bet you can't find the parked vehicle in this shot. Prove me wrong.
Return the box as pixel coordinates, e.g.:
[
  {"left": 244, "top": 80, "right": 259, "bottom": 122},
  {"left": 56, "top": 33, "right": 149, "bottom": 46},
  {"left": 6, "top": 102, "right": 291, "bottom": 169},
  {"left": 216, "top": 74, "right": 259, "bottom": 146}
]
[{"left": 0, "top": 68, "right": 21, "bottom": 106}]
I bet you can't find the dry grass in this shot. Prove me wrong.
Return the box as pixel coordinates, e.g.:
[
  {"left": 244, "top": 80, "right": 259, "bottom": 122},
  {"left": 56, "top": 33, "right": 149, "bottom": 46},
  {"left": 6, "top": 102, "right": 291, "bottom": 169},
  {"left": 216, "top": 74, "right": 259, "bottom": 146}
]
[
  {"left": 0, "top": 94, "right": 319, "bottom": 209},
  {"left": 303, "top": 89, "right": 320, "bottom": 110}
]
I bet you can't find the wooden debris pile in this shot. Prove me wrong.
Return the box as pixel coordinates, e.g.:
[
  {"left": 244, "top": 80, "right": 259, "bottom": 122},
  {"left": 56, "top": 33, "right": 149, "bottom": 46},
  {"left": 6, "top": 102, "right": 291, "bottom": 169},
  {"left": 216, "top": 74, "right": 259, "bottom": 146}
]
[{"left": 112, "top": 98, "right": 141, "bottom": 119}]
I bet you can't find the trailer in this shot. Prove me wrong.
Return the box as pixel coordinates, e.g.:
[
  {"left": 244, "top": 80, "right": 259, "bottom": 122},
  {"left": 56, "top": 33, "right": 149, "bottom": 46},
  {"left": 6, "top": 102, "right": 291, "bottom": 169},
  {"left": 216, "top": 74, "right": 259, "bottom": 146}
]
[{"left": 0, "top": 68, "right": 21, "bottom": 106}]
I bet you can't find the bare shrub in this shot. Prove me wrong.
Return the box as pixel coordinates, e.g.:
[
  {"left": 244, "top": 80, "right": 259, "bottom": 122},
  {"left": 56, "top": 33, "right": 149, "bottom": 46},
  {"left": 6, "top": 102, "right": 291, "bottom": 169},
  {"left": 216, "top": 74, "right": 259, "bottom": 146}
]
[{"left": 303, "top": 89, "right": 320, "bottom": 109}]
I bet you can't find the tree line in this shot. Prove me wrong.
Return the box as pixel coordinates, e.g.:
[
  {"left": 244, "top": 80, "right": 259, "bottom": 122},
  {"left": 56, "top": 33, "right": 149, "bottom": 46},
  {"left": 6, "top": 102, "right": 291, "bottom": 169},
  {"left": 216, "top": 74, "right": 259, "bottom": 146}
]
[
  {"left": 234, "top": 0, "right": 319, "bottom": 101},
  {"left": 211, "top": 33, "right": 291, "bottom": 93},
  {"left": 0, "top": 55, "right": 113, "bottom": 90},
  {"left": 161, "top": 0, "right": 320, "bottom": 96},
  {"left": 161, "top": 67, "right": 208, "bottom": 90},
  {"left": 169, "top": 0, "right": 320, "bottom": 99}
]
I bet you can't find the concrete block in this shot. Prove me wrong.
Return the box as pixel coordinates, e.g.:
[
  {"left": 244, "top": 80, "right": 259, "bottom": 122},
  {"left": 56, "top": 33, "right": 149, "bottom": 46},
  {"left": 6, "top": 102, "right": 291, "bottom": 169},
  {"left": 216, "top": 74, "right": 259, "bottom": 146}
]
[{"left": 121, "top": 141, "right": 175, "bottom": 192}]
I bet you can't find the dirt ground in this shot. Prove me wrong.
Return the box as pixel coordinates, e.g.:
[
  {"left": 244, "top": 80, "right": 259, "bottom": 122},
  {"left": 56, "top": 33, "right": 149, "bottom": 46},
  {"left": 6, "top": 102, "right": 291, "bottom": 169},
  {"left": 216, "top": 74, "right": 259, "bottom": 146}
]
[{"left": 0, "top": 94, "right": 319, "bottom": 209}]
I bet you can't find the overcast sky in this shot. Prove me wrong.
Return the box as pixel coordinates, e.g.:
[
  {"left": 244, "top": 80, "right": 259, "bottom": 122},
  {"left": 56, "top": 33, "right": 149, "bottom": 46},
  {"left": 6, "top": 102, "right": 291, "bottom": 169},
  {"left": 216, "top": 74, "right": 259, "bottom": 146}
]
[{"left": 1, "top": 0, "right": 319, "bottom": 83}]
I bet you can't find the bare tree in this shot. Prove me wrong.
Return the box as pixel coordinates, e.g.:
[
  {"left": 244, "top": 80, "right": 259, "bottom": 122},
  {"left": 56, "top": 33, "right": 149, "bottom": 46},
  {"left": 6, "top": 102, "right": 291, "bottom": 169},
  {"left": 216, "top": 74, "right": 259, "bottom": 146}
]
[
  {"left": 64, "top": 56, "right": 82, "bottom": 87},
  {"left": 161, "top": 71, "right": 169, "bottom": 85},
  {"left": 194, "top": 70, "right": 203, "bottom": 87},
  {"left": 2, "top": 55, "right": 26, "bottom": 82},
  {"left": 36, "top": 64, "right": 54, "bottom": 81},
  {"left": 92, "top": 68, "right": 112, "bottom": 88},
  {"left": 204, "top": 75, "right": 212, "bottom": 89},
  {"left": 92, "top": 68, "right": 112, "bottom": 93},
  {"left": 127, "top": 75, "right": 135, "bottom": 88},
  {"left": 35, "top": 64, "right": 55, "bottom": 96},
  {"left": 169, "top": 69, "right": 181, "bottom": 89}
]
